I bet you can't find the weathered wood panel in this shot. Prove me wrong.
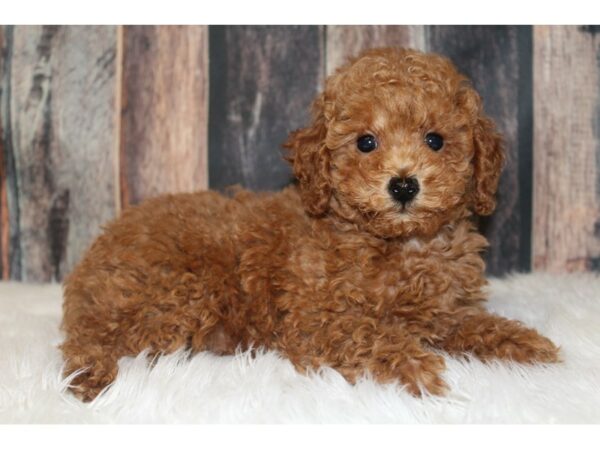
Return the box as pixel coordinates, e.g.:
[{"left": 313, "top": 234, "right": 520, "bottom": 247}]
[
  {"left": 6, "top": 26, "right": 119, "bottom": 282},
  {"left": 427, "top": 26, "right": 532, "bottom": 276},
  {"left": 120, "top": 25, "right": 209, "bottom": 207},
  {"left": 1, "top": 25, "right": 25, "bottom": 281},
  {"left": 533, "top": 26, "right": 600, "bottom": 272},
  {"left": 0, "top": 26, "right": 9, "bottom": 279},
  {"left": 208, "top": 25, "right": 325, "bottom": 191},
  {"left": 326, "top": 26, "right": 426, "bottom": 75}
]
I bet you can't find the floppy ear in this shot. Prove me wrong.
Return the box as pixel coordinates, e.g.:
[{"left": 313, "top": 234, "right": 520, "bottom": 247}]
[
  {"left": 469, "top": 114, "right": 505, "bottom": 216},
  {"left": 284, "top": 94, "right": 332, "bottom": 216}
]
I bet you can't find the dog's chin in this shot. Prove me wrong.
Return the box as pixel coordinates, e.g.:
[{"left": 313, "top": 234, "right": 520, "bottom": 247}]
[
  {"left": 357, "top": 203, "right": 451, "bottom": 240},
  {"left": 329, "top": 195, "right": 454, "bottom": 240}
]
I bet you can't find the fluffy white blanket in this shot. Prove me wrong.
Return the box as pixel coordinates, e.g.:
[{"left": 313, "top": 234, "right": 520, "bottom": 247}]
[{"left": 0, "top": 273, "right": 599, "bottom": 423}]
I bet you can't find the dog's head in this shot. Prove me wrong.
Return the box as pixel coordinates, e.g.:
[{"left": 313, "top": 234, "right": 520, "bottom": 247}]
[{"left": 285, "top": 48, "right": 504, "bottom": 239}]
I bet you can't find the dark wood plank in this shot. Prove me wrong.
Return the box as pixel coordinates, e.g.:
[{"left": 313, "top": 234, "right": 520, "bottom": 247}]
[
  {"left": 208, "top": 25, "right": 325, "bottom": 191},
  {"left": 7, "top": 26, "right": 119, "bottom": 282},
  {"left": 427, "top": 26, "right": 532, "bottom": 276},
  {"left": 532, "top": 26, "right": 600, "bottom": 272},
  {"left": 120, "top": 25, "right": 209, "bottom": 207},
  {"left": 326, "top": 26, "right": 426, "bottom": 75},
  {"left": 0, "top": 26, "right": 9, "bottom": 279},
  {"left": 0, "top": 25, "right": 22, "bottom": 281}
]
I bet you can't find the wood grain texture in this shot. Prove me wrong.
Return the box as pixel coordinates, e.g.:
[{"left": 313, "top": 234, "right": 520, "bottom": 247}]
[
  {"left": 427, "top": 26, "right": 532, "bottom": 276},
  {"left": 1, "top": 26, "right": 22, "bottom": 280},
  {"left": 326, "top": 26, "right": 426, "bottom": 75},
  {"left": 532, "top": 26, "right": 600, "bottom": 272},
  {"left": 7, "top": 26, "right": 119, "bottom": 282},
  {"left": 209, "top": 25, "right": 325, "bottom": 191},
  {"left": 0, "top": 26, "right": 8, "bottom": 278},
  {"left": 120, "top": 26, "right": 209, "bottom": 207}
]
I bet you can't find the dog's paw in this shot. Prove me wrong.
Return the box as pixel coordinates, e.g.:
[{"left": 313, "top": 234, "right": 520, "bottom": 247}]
[
  {"left": 63, "top": 359, "right": 117, "bottom": 402},
  {"left": 399, "top": 351, "right": 448, "bottom": 396},
  {"left": 496, "top": 331, "right": 561, "bottom": 364},
  {"left": 367, "top": 351, "right": 448, "bottom": 396},
  {"left": 440, "top": 313, "right": 561, "bottom": 366}
]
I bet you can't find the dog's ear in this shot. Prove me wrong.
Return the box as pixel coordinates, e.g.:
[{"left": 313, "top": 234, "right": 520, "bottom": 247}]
[
  {"left": 284, "top": 94, "right": 332, "bottom": 216},
  {"left": 470, "top": 114, "right": 505, "bottom": 216}
]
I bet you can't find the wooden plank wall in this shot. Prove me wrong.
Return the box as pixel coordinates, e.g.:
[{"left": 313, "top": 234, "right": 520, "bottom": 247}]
[
  {"left": 208, "top": 26, "right": 324, "bottom": 191},
  {"left": 533, "top": 26, "right": 600, "bottom": 272},
  {"left": 0, "top": 27, "right": 8, "bottom": 279},
  {"left": 0, "top": 25, "right": 598, "bottom": 282},
  {"left": 1, "top": 26, "right": 120, "bottom": 282},
  {"left": 120, "top": 26, "right": 209, "bottom": 207}
]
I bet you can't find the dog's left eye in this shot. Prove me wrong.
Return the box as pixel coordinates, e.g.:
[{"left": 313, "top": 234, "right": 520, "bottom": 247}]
[
  {"left": 357, "top": 134, "right": 378, "bottom": 153},
  {"left": 425, "top": 132, "right": 444, "bottom": 151}
]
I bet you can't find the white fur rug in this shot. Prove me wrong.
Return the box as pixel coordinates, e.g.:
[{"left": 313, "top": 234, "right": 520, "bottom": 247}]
[{"left": 0, "top": 273, "right": 599, "bottom": 423}]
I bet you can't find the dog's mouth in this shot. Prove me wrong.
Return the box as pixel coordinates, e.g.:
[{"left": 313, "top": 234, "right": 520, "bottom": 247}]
[
  {"left": 392, "top": 199, "right": 416, "bottom": 215},
  {"left": 396, "top": 203, "right": 409, "bottom": 214}
]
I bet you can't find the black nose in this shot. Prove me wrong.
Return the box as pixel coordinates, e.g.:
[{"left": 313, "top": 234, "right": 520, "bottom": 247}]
[{"left": 388, "top": 176, "right": 420, "bottom": 205}]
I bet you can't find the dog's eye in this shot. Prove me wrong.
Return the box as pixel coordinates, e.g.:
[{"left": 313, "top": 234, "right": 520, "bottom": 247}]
[
  {"left": 425, "top": 132, "right": 444, "bottom": 151},
  {"left": 357, "top": 134, "right": 378, "bottom": 153}
]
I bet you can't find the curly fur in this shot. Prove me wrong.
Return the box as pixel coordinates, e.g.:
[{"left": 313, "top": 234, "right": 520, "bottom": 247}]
[{"left": 61, "top": 48, "right": 559, "bottom": 401}]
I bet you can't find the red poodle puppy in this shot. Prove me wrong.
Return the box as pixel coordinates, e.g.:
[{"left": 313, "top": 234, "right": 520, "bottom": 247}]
[{"left": 61, "top": 48, "right": 559, "bottom": 401}]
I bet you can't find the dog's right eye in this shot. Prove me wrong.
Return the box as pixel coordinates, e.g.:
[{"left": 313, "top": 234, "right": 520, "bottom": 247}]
[{"left": 357, "top": 134, "right": 378, "bottom": 153}]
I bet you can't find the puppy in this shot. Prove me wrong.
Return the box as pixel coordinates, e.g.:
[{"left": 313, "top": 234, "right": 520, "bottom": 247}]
[{"left": 61, "top": 48, "right": 559, "bottom": 401}]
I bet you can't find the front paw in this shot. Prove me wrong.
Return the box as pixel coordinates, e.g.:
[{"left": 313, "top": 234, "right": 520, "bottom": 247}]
[
  {"left": 402, "top": 352, "right": 448, "bottom": 396},
  {"left": 496, "top": 329, "right": 560, "bottom": 364},
  {"left": 374, "top": 351, "right": 448, "bottom": 396},
  {"left": 441, "top": 314, "right": 560, "bottom": 365}
]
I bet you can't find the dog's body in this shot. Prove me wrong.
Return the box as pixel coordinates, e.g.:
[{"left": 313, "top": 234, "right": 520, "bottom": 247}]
[{"left": 62, "top": 48, "right": 559, "bottom": 401}]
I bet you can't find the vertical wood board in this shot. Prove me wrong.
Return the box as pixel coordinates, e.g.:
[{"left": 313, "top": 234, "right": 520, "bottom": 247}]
[
  {"left": 8, "top": 25, "right": 119, "bottom": 281},
  {"left": 208, "top": 25, "right": 325, "bottom": 191},
  {"left": 120, "top": 25, "right": 209, "bottom": 207},
  {"left": 0, "top": 26, "right": 9, "bottom": 279},
  {"left": 532, "top": 25, "right": 600, "bottom": 272}
]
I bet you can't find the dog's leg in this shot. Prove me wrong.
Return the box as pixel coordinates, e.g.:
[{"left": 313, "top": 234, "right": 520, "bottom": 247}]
[
  {"left": 359, "top": 331, "right": 448, "bottom": 396},
  {"left": 436, "top": 311, "right": 560, "bottom": 364},
  {"left": 61, "top": 270, "right": 233, "bottom": 401},
  {"left": 61, "top": 338, "right": 122, "bottom": 402},
  {"left": 61, "top": 306, "right": 225, "bottom": 402},
  {"left": 282, "top": 318, "right": 448, "bottom": 396}
]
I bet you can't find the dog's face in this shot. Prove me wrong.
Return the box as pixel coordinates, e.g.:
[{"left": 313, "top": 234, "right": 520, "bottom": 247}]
[{"left": 285, "top": 48, "right": 504, "bottom": 239}]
